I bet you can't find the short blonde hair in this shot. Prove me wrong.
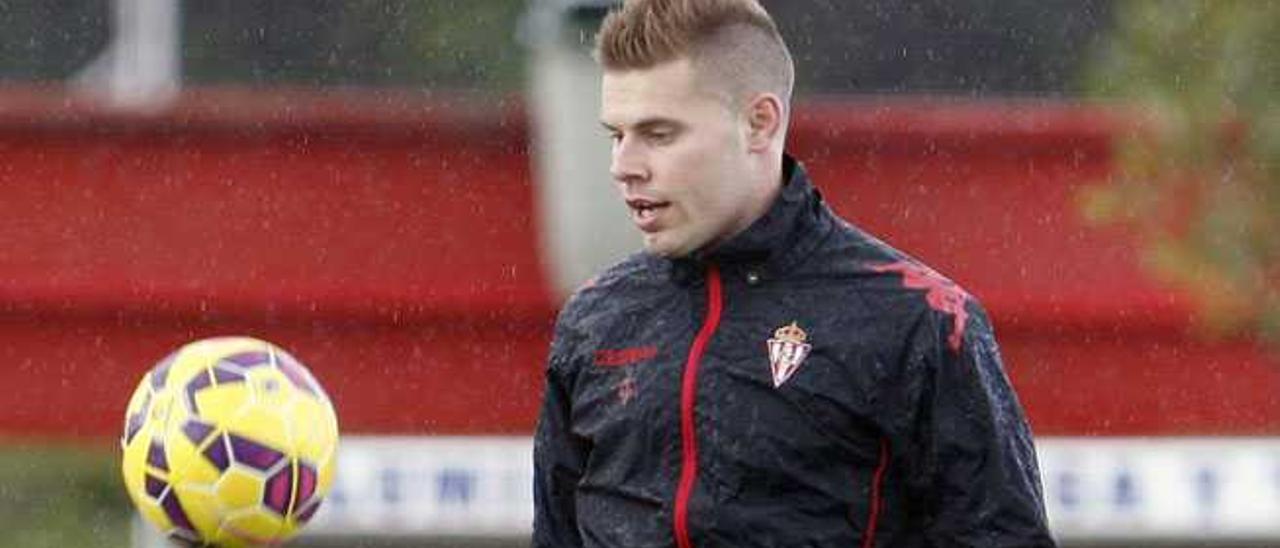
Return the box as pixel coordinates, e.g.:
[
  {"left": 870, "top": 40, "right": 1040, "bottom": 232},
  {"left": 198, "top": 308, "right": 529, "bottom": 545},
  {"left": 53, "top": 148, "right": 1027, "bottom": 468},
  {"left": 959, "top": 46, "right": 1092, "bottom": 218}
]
[{"left": 596, "top": 0, "right": 794, "bottom": 110}]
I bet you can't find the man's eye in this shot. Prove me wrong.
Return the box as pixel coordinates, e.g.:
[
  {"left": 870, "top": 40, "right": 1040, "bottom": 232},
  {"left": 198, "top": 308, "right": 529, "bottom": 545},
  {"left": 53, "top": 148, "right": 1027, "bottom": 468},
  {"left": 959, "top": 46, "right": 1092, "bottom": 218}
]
[{"left": 647, "top": 131, "right": 674, "bottom": 143}]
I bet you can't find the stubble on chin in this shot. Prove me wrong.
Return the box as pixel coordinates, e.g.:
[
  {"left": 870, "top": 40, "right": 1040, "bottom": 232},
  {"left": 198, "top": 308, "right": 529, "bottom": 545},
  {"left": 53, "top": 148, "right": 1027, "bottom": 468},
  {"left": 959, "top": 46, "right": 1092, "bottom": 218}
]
[
  {"left": 642, "top": 233, "right": 682, "bottom": 259},
  {"left": 642, "top": 235, "right": 669, "bottom": 258}
]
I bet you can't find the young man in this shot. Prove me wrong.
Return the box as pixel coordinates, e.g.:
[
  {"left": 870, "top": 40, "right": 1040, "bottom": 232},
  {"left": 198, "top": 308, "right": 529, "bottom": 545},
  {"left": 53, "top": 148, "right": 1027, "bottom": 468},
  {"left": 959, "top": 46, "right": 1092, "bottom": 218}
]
[{"left": 533, "top": 1, "right": 1056, "bottom": 546}]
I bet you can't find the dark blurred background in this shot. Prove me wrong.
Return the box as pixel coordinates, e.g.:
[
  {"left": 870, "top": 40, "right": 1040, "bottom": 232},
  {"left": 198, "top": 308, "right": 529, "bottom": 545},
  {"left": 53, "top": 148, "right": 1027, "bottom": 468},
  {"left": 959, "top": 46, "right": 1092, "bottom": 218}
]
[{"left": 0, "top": 0, "right": 1111, "bottom": 95}]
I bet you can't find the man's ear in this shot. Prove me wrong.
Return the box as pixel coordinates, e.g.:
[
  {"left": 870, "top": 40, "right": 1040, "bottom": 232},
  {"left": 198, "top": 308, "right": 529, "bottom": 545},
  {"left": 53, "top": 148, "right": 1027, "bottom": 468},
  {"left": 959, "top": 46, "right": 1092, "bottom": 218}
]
[{"left": 744, "top": 93, "right": 784, "bottom": 152}]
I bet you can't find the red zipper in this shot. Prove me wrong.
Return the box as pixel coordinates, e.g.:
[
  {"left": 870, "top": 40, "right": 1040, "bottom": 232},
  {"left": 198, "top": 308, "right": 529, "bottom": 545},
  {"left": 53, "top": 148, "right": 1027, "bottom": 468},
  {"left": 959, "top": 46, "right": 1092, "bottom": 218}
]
[
  {"left": 673, "top": 263, "right": 723, "bottom": 548},
  {"left": 860, "top": 437, "right": 891, "bottom": 548}
]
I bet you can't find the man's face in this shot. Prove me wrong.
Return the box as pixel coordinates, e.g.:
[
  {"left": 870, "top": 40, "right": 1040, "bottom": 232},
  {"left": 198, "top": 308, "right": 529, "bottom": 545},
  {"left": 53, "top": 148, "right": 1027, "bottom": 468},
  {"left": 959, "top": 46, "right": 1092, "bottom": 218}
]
[{"left": 600, "top": 58, "right": 756, "bottom": 258}]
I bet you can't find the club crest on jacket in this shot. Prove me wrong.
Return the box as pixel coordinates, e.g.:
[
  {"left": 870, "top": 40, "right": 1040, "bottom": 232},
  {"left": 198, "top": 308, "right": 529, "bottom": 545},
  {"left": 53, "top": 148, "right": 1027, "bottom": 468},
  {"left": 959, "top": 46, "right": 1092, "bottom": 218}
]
[{"left": 767, "top": 322, "right": 811, "bottom": 387}]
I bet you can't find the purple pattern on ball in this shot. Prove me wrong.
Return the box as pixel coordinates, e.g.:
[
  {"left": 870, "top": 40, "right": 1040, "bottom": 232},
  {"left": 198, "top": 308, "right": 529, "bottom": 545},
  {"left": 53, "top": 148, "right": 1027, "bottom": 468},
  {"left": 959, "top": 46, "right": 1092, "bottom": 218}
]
[
  {"left": 202, "top": 435, "right": 230, "bottom": 472},
  {"left": 264, "top": 466, "right": 295, "bottom": 515},
  {"left": 159, "top": 490, "right": 196, "bottom": 532},
  {"left": 181, "top": 419, "right": 215, "bottom": 446},
  {"left": 184, "top": 372, "right": 212, "bottom": 415},
  {"left": 150, "top": 352, "right": 178, "bottom": 390},
  {"left": 228, "top": 434, "right": 285, "bottom": 471},
  {"left": 147, "top": 441, "right": 168, "bottom": 472},
  {"left": 124, "top": 412, "right": 145, "bottom": 445},
  {"left": 222, "top": 351, "right": 271, "bottom": 368},
  {"left": 145, "top": 474, "right": 167, "bottom": 499},
  {"left": 295, "top": 462, "right": 318, "bottom": 507},
  {"left": 212, "top": 366, "right": 245, "bottom": 385},
  {"left": 123, "top": 391, "right": 152, "bottom": 445},
  {"left": 295, "top": 499, "right": 322, "bottom": 525},
  {"left": 274, "top": 352, "right": 319, "bottom": 397}
]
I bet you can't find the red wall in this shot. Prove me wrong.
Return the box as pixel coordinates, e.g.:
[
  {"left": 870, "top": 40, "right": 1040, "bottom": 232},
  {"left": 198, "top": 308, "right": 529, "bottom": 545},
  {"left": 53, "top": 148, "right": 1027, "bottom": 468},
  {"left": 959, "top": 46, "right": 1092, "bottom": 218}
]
[{"left": 1, "top": 88, "right": 1275, "bottom": 439}]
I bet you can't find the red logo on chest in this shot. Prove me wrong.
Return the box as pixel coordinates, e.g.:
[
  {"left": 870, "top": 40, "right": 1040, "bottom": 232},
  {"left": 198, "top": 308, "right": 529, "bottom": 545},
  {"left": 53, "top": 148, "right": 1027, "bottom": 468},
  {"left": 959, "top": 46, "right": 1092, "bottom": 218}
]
[
  {"left": 872, "top": 261, "right": 971, "bottom": 353},
  {"left": 594, "top": 346, "right": 658, "bottom": 367}
]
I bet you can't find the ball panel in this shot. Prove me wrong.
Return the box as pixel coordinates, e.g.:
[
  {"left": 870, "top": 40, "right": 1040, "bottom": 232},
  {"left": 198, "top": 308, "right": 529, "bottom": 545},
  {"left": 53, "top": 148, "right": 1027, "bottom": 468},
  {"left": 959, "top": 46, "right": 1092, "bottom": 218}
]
[
  {"left": 224, "top": 403, "right": 291, "bottom": 462},
  {"left": 191, "top": 378, "right": 254, "bottom": 427},
  {"left": 144, "top": 474, "right": 167, "bottom": 500},
  {"left": 215, "top": 468, "right": 265, "bottom": 512},
  {"left": 211, "top": 365, "right": 247, "bottom": 385},
  {"left": 263, "top": 464, "right": 295, "bottom": 516},
  {"left": 294, "top": 497, "right": 322, "bottom": 525},
  {"left": 316, "top": 456, "right": 337, "bottom": 500},
  {"left": 274, "top": 349, "right": 324, "bottom": 399},
  {"left": 202, "top": 434, "right": 232, "bottom": 473},
  {"left": 170, "top": 482, "right": 222, "bottom": 542},
  {"left": 182, "top": 371, "right": 213, "bottom": 416},
  {"left": 220, "top": 350, "right": 272, "bottom": 369},
  {"left": 181, "top": 419, "right": 216, "bottom": 447},
  {"left": 134, "top": 498, "right": 173, "bottom": 538},
  {"left": 122, "top": 384, "right": 152, "bottom": 447},
  {"left": 283, "top": 396, "right": 340, "bottom": 465},
  {"left": 149, "top": 351, "right": 179, "bottom": 390},
  {"left": 295, "top": 462, "right": 318, "bottom": 510},
  {"left": 219, "top": 508, "right": 287, "bottom": 547},
  {"left": 227, "top": 432, "right": 286, "bottom": 472},
  {"left": 158, "top": 488, "right": 197, "bottom": 536},
  {"left": 121, "top": 419, "right": 156, "bottom": 507},
  {"left": 243, "top": 367, "right": 295, "bottom": 408},
  {"left": 146, "top": 440, "right": 169, "bottom": 472},
  {"left": 165, "top": 424, "right": 224, "bottom": 486}
]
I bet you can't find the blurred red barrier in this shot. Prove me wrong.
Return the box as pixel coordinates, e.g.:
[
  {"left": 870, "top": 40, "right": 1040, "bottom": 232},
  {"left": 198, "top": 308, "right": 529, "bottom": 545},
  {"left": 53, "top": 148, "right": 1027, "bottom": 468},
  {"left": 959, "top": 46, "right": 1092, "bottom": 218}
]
[{"left": 0, "top": 88, "right": 1275, "bottom": 438}]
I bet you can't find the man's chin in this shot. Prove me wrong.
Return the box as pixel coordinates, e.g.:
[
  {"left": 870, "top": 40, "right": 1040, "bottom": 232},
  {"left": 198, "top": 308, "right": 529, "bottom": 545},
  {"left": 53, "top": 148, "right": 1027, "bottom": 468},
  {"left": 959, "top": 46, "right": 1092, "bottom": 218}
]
[
  {"left": 642, "top": 234, "right": 680, "bottom": 259},
  {"left": 642, "top": 235, "right": 699, "bottom": 260}
]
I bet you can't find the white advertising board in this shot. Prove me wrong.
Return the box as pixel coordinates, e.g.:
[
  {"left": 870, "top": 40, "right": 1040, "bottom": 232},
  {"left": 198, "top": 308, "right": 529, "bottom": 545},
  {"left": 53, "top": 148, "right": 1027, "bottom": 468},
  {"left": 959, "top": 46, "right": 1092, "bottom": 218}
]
[
  {"left": 301, "top": 436, "right": 1280, "bottom": 542},
  {"left": 306, "top": 436, "right": 534, "bottom": 537},
  {"left": 1038, "top": 437, "right": 1280, "bottom": 542}
]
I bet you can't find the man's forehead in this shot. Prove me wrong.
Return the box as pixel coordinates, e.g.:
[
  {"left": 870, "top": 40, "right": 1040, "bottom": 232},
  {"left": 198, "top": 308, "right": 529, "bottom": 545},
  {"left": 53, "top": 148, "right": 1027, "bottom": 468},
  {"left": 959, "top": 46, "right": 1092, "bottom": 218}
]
[
  {"left": 602, "top": 60, "right": 696, "bottom": 100},
  {"left": 600, "top": 59, "right": 730, "bottom": 124}
]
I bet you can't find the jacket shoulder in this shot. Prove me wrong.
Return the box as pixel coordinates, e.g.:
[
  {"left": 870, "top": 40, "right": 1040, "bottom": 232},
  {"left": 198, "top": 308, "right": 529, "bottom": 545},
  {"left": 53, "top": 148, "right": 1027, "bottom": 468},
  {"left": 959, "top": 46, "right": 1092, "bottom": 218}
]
[
  {"left": 816, "top": 218, "right": 992, "bottom": 348},
  {"left": 557, "top": 252, "right": 659, "bottom": 324},
  {"left": 548, "top": 252, "right": 664, "bottom": 365}
]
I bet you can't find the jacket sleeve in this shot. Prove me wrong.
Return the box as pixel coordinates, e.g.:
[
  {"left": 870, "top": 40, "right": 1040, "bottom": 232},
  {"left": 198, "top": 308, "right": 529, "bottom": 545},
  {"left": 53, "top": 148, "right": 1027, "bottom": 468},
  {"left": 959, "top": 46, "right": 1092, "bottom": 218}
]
[
  {"left": 907, "top": 303, "right": 1057, "bottom": 547},
  {"left": 532, "top": 329, "right": 590, "bottom": 548}
]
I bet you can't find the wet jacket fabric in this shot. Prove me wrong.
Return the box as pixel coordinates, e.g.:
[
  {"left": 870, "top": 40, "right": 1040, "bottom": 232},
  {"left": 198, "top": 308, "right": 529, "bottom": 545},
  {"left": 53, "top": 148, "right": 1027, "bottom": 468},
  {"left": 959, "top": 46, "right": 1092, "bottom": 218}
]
[{"left": 533, "top": 155, "right": 1055, "bottom": 548}]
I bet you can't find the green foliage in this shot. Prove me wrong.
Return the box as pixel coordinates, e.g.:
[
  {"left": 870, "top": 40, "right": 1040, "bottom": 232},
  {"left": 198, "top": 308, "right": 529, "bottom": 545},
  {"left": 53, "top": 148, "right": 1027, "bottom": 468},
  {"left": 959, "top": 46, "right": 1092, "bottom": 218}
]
[
  {"left": 1083, "top": 0, "right": 1280, "bottom": 346},
  {"left": 0, "top": 442, "right": 130, "bottom": 548},
  {"left": 395, "top": 1, "right": 526, "bottom": 91}
]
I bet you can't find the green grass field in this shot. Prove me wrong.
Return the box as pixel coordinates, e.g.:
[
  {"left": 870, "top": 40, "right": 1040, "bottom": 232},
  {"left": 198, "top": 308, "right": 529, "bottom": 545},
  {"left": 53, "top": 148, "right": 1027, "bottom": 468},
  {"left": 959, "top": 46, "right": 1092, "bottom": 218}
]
[{"left": 0, "top": 440, "right": 131, "bottom": 548}]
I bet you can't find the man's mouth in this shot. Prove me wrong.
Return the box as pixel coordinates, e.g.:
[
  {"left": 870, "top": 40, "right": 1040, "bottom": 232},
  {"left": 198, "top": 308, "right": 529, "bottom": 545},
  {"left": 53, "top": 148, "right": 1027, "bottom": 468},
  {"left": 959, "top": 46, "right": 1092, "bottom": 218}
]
[{"left": 626, "top": 198, "right": 670, "bottom": 229}]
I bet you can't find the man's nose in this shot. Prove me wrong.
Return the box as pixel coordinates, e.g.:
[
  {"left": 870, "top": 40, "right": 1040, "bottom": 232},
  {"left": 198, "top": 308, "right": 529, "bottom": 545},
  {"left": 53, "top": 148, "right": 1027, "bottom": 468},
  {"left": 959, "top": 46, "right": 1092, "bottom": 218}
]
[{"left": 609, "top": 138, "right": 648, "bottom": 184}]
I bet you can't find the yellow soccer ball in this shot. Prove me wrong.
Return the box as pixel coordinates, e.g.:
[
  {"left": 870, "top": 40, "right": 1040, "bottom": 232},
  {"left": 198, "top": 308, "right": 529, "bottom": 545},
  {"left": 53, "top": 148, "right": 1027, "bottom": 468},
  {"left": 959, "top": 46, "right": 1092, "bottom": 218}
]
[{"left": 121, "top": 336, "right": 339, "bottom": 547}]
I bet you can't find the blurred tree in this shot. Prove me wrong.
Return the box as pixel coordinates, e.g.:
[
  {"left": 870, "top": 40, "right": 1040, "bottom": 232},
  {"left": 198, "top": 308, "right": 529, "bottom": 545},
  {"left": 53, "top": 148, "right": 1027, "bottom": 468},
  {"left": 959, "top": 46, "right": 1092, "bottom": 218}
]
[{"left": 1082, "top": 1, "right": 1280, "bottom": 347}]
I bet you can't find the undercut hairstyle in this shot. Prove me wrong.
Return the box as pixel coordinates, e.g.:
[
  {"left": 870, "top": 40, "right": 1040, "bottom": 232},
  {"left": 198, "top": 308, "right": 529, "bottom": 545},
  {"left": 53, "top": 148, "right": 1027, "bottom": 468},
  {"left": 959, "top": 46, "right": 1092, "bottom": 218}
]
[{"left": 596, "top": 0, "right": 794, "bottom": 115}]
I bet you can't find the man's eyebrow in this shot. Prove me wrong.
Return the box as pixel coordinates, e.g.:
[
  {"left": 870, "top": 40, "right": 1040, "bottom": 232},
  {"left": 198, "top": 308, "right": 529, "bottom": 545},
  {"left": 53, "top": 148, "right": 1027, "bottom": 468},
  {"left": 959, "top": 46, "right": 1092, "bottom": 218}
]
[
  {"left": 636, "top": 119, "right": 681, "bottom": 132},
  {"left": 600, "top": 118, "right": 682, "bottom": 133}
]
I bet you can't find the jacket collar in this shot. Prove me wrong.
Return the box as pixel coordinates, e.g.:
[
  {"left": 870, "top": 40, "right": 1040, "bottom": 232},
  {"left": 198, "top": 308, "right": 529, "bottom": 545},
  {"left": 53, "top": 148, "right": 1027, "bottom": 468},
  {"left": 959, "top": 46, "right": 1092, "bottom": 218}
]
[{"left": 668, "top": 153, "right": 834, "bottom": 285}]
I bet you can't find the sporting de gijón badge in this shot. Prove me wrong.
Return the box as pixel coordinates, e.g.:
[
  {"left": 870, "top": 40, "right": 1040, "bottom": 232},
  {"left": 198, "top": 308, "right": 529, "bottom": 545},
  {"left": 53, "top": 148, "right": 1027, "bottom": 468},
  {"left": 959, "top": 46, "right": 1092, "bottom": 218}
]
[{"left": 767, "top": 322, "right": 811, "bottom": 387}]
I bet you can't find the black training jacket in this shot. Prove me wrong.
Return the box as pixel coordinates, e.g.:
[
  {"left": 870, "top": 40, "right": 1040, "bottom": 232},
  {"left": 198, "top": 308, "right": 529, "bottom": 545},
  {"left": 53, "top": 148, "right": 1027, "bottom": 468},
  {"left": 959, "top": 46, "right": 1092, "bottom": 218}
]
[{"left": 533, "top": 155, "right": 1056, "bottom": 548}]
